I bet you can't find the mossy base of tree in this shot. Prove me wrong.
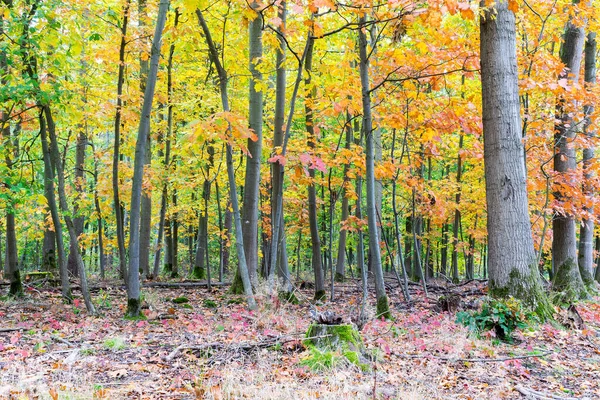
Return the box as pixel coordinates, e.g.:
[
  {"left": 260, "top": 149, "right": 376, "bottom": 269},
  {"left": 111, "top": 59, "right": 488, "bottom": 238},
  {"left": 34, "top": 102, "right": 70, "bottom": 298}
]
[
  {"left": 278, "top": 290, "right": 299, "bottom": 304},
  {"left": 314, "top": 289, "right": 326, "bottom": 301},
  {"left": 376, "top": 295, "right": 391, "bottom": 319},
  {"left": 169, "top": 271, "right": 179, "bottom": 279},
  {"left": 334, "top": 272, "right": 345, "bottom": 283},
  {"left": 303, "top": 323, "right": 370, "bottom": 371},
  {"left": 552, "top": 259, "right": 590, "bottom": 304},
  {"left": 579, "top": 268, "right": 598, "bottom": 295},
  {"left": 490, "top": 265, "right": 554, "bottom": 321},
  {"left": 125, "top": 298, "right": 145, "bottom": 319},
  {"left": 229, "top": 271, "right": 245, "bottom": 295},
  {"left": 190, "top": 266, "right": 206, "bottom": 280},
  {"left": 163, "top": 263, "right": 173, "bottom": 276},
  {"left": 9, "top": 271, "right": 23, "bottom": 297}
]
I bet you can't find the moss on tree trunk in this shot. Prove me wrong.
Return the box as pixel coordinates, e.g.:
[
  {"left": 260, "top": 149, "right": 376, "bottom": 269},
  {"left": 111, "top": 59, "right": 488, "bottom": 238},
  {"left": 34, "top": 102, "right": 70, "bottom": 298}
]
[
  {"left": 489, "top": 266, "right": 553, "bottom": 320},
  {"left": 314, "top": 289, "right": 326, "bottom": 301},
  {"left": 125, "top": 298, "right": 145, "bottom": 319},
  {"left": 334, "top": 272, "right": 345, "bottom": 283},
  {"left": 552, "top": 258, "right": 589, "bottom": 303},
  {"left": 229, "top": 270, "right": 245, "bottom": 295},
  {"left": 9, "top": 270, "right": 23, "bottom": 297},
  {"left": 191, "top": 265, "right": 206, "bottom": 280},
  {"left": 376, "top": 295, "right": 391, "bottom": 320}
]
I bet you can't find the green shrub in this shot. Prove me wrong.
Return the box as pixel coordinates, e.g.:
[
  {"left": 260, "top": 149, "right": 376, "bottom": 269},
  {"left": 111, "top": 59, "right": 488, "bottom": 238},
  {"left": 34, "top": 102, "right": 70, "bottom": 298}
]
[{"left": 456, "top": 297, "right": 528, "bottom": 341}]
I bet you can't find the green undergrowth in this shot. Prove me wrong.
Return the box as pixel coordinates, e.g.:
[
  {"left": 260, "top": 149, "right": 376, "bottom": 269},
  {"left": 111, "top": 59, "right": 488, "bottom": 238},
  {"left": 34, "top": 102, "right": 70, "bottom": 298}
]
[
  {"left": 456, "top": 297, "right": 534, "bottom": 342},
  {"left": 302, "top": 324, "right": 371, "bottom": 372}
]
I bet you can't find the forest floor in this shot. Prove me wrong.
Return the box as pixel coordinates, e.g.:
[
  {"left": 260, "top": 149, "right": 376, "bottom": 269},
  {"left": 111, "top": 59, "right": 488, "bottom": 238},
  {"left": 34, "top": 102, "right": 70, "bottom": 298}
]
[{"left": 0, "top": 276, "right": 599, "bottom": 399}]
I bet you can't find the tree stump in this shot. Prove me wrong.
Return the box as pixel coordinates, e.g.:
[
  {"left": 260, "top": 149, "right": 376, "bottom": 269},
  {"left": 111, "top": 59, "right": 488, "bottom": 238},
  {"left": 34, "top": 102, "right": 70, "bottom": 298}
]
[{"left": 304, "top": 323, "right": 370, "bottom": 371}]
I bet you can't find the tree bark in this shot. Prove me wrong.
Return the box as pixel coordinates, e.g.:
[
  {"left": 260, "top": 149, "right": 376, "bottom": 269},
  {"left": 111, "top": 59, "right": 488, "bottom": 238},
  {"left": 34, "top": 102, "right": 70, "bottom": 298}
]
[
  {"left": 138, "top": 0, "right": 152, "bottom": 279},
  {"left": 113, "top": 0, "right": 131, "bottom": 282},
  {"left": 196, "top": 8, "right": 256, "bottom": 310},
  {"left": 67, "top": 131, "right": 87, "bottom": 277},
  {"left": 480, "top": 0, "right": 551, "bottom": 316},
  {"left": 552, "top": 2, "right": 588, "bottom": 300},
  {"left": 126, "top": 0, "right": 169, "bottom": 317},
  {"left": 578, "top": 32, "right": 596, "bottom": 286},
  {"left": 238, "top": 2, "right": 264, "bottom": 284},
  {"left": 45, "top": 106, "right": 95, "bottom": 314},
  {"left": 359, "top": 15, "right": 389, "bottom": 318},
  {"left": 304, "top": 34, "right": 326, "bottom": 301}
]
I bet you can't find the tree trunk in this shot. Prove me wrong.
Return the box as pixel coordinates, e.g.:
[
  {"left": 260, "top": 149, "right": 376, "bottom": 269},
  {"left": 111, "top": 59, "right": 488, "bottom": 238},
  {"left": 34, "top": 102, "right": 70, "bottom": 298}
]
[
  {"left": 270, "top": 1, "right": 292, "bottom": 296},
  {"left": 335, "top": 112, "right": 353, "bottom": 282},
  {"left": 138, "top": 0, "right": 152, "bottom": 279},
  {"left": 171, "top": 189, "right": 179, "bottom": 277},
  {"left": 359, "top": 15, "right": 389, "bottom": 318},
  {"left": 126, "top": 0, "right": 169, "bottom": 317},
  {"left": 578, "top": 31, "right": 596, "bottom": 287},
  {"left": 304, "top": 34, "right": 326, "bottom": 301},
  {"left": 112, "top": 0, "right": 131, "bottom": 282},
  {"left": 480, "top": 0, "right": 551, "bottom": 317},
  {"left": 196, "top": 8, "right": 256, "bottom": 310},
  {"left": 552, "top": 2, "right": 588, "bottom": 301},
  {"left": 239, "top": 1, "right": 264, "bottom": 283},
  {"left": 45, "top": 106, "right": 95, "bottom": 314},
  {"left": 0, "top": 57, "right": 21, "bottom": 296},
  {"left": 67, "top": 131, "right": 87, "bottom": 278}
]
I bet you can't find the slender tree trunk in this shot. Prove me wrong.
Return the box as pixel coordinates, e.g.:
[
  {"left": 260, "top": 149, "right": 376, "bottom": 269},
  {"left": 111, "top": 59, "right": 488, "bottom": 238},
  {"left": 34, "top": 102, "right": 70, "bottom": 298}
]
[
  {"left": 92, "top": 143, "right": 106, "bottom": 279},
  {"left": 359, "top": 15, "right": 389, "bottom": 318},
  {"left": 138, "top": 0, "right": 152, "bottom": 279},
  {"left": 304, "top": 34, "right": 326, "bottom": 300},
  {"left": 269, "top": 1, "right": 293, "bottom": 298},
  {"left": 578, "top": 31, "right": 597, "bottom": 287},
  {"left": 66, "top": 131, "right": 86, "bottom": 277},
  {"left": 480, "top": 0, "right": 551, "bottom": 317},
  {"left": 171, "top": 189, "right": 179, "bottom": 277},
  {"left": 551, "top": 2, "right": 588, "bottom": 300},
  {"left": 196, "top": 8, "right": 256, "bottom": 310},
  {"left": 0, "top": 38, "right": 21, "bottom": 295},
  {"left": 126, "top": 0, "right": 169, "bottom": 317},
  {"left": 239, "top": 1, "right": 264, "bottom": 283},
  {"left": 451, "top": 134, "right": 464, "bottom": 283},
  {"left": 45, "top": 106, "right": 95, "bottom": 314},
  {"left": 39, "top": 114, "right": 70, "bottom": 298},
  {"left": 113, "top": 0, "right": 131, "bottom": 282},
  {"left": 335, "top": 112, "right": 352, "bottom": 282}
]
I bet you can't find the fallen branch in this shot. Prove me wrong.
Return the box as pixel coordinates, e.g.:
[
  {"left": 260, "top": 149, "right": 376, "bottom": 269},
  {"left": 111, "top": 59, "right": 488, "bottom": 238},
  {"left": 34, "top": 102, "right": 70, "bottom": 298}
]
[
  {"left": 0, "top": 327, "right": 24, "bottom": 333},
  {"left": 401, "top": 350, "right": 554, "bottom": 363},
  {"left": 515, "top": 385, "right": 584, "bottom": 400},
  {"left": 164, "top": 334, "right": 330, "bottom": 362}
]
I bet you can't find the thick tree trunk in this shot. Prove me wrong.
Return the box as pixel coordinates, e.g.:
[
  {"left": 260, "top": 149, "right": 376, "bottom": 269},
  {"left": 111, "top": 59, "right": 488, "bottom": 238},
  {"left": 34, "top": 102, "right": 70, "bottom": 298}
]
[
  {"left": 552, "top": 3, "right": 588, "bottom": 301},
  {"left": 359, "top": 15, "right": 389, "bottom": 318},
  {"left": 126, "top": 0, "right": 169, "bottom": 317},
  {"left": 481, "top": 0, "right": 551, "bottom": 316},
  {"left": 578, "top": 32, "right": 597, "bottom": 287}
]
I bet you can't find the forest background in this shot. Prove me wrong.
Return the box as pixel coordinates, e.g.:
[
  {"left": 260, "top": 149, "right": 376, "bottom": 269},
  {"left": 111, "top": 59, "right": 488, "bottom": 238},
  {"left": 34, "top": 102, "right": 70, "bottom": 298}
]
[{"left": 1, "top": 0, "right": 600, "bottom": 397}]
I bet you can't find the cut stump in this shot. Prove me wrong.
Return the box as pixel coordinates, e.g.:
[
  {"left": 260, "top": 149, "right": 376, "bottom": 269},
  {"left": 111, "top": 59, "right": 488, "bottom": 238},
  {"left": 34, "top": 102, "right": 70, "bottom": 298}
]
[{"left": 304, "top": 323, "right": 371, "bottom": 371}]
